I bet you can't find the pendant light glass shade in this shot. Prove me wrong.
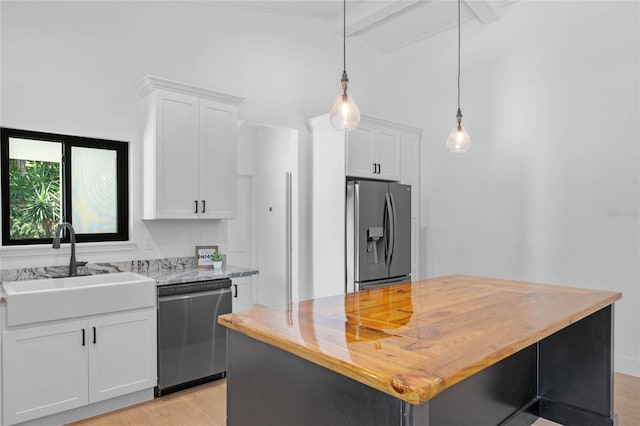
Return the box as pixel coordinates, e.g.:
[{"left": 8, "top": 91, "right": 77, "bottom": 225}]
[
  {"left": 330, "top": 73, "right": 360, "bottom": 130},
  {"left": 447, "top": 0, "right": 470, "bottom": 153},
  {"left": 330, "top": 0, "right": 360, "bottom": 131},
  {"left": 447, "top": 123, "right": 471, "bottom": 153},
  {"left": 447, "top": 108, "right": 470, "bottom": 153}
]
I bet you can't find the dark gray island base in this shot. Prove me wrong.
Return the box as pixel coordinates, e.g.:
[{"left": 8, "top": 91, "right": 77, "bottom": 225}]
[
  {"left": 220, "top": 276, "right": 620, "bottom": 426},
  {"left": 226, "top": 306, "right": 615, "bottom": 425}
]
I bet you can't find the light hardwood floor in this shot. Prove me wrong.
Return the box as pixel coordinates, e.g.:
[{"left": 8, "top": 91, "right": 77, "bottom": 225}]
[{"left": 69, "top": 373, "right": 639, "bottom": 426}]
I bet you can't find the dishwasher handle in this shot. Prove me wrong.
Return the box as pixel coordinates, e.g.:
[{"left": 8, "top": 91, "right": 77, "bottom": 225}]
[
  {"left": 157, "top": 279, "right": 232, "bottom": 297},
  {"left": 158, "top": 287, "right": 231, "bottom": 302}
]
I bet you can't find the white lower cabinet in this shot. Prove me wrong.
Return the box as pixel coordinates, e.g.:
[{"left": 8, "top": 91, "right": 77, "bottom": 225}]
[
  {"left": 3, "top": 320, "right": 89, "bottom": 425},
  {"left": 89, "top": 310, "right": 156, "bottom": 403},
  {"left": 232, "top": 277, "right": 253, "bottom": 313},
  {"left": 2, "top": 309, "right": 156, "bottom": 426}
]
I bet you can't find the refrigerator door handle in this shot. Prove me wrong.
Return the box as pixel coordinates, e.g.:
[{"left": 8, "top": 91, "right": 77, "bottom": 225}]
[
  {"left": 389, "top": 192, "right": 397, "bottom": 266},
  {"left": 384, "top": 192, "right": 393, "bottom": 266}
]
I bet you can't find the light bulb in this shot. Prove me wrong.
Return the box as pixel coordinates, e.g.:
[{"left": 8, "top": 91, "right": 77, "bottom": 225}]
[
  {"left": 447, "top": 108, "right": 470, "bottom": 153},
  {"left": 447, "top": 123, "right": 471, "bottom": 153},
  {"left": 330, "top": 79, "right": 360, "bottom": 131}
]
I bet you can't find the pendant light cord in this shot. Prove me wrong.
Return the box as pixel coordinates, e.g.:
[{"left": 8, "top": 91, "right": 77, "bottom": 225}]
[
  {"left": 457, "top": 0, "right": 461, "bottom": 111},
  {"left": 343, "top": 0, "right": 347, "bottom": 73}
]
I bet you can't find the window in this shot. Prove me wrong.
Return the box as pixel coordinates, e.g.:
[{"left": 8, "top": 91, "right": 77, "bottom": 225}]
[{"left": 1, "top": 128, "right": 129, "bottom": 245}]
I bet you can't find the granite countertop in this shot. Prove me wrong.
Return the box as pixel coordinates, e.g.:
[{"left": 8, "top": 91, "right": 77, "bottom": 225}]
[
  {"left": 148, "top": 264, "right": 258, "bottom": 286},
  {"left": 0, "top": 265, "right": 258, "bottom": 300},
  {"left": 0, "top": 257, "right": 258, "bottom": 291},
  {"left": 219, "top": 274, "right": 621, "bottom": 405}
]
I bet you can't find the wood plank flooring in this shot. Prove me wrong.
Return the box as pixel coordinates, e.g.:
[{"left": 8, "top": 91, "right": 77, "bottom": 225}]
[{"left": 68, "top": 373, "right": 639, "bottom": 426}]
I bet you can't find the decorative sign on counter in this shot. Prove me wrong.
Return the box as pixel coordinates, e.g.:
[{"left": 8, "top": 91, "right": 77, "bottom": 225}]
[{"left": 195, "top": 245, "right": 219, "bottom": 269}]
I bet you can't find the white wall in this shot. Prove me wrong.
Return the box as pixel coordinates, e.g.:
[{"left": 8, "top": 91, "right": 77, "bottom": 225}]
[
  {"left": 0, "top": 1, "right": 383, "bottom": 300},
  {"left": 378, "top": 1, "right": 640, "bottom": 376}
]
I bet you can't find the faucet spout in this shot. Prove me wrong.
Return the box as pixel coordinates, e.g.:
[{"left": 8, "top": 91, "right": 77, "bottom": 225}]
[{"left": 52, "top": 222, "right": 80, "bottom": 276}]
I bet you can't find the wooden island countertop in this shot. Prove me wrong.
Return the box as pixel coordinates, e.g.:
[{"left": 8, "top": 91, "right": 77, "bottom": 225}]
[{"left": 218, "top": 274, "right": 621, "bottom": 407}]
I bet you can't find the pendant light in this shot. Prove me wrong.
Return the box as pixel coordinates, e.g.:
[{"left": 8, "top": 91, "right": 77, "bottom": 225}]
[
  {"left": 446, "top": 0, "right": 471, "bottom": 153},
  {"left": 329, "top": 0, "right": 360, "bottom": 131}
]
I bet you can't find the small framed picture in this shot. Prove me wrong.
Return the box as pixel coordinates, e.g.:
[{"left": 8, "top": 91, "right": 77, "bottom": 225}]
[{"left": 195, "top": 245, "right": 219, "bottom": 269}]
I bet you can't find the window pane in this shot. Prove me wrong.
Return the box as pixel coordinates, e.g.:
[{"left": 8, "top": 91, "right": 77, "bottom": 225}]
[
  {"left": 71, "top": 146, "right": 118, "bottom": 234},
  {"left": 8, "top": 138, "right": 62, "bottom": 239}
]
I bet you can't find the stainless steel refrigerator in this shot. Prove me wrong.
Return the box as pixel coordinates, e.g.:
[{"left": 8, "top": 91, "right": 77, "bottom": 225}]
[{"left": 346, "top": 180, "right": 411, "bottom": 292}]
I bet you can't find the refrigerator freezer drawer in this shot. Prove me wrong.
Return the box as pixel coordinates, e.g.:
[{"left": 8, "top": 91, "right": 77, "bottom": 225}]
[{"left": 357, "top": 275, "right": 411, "bottom": 291}]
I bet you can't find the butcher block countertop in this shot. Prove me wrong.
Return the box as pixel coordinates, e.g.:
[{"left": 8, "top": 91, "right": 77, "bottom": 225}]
[{"left": 218, "top": 275, "right": 622, "bottom": 405}]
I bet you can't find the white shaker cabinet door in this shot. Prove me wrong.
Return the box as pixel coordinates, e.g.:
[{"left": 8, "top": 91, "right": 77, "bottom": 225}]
[
  {"left": 153, "top": 89, "right": 200, "bottom": 218},
  {"left": 2, "top": 321, "right": 88, "bottom": 426},
  {"left": 199, "top": 98, "right": 237, "bottom": 219},
  {"left": 374, "top": 130, "right": 401, "bottom": 182},
  {"left": 88, "top": 309, "right": 157, "bottom": 403},
  {"left": 346, "top": 127, "right": 376, "bottom": 178},
  {"left": 346, "top": 122, "right": 401, "bottom": 182},
  {"left": 232, "top": 277, "right": 254, "bottom": 313}
]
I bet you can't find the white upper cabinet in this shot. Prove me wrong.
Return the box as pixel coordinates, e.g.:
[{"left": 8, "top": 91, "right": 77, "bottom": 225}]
[
  {"left": 138, "top": 76, "right": 244, "bottom": 219},
  {"left": 345, "top": 116, "right": 402, "bottom": 181}
]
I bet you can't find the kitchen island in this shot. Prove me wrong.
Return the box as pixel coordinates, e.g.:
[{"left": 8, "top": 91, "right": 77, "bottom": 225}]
[{"left": 218, "top": 275, "right": 622, "bottom": 425}]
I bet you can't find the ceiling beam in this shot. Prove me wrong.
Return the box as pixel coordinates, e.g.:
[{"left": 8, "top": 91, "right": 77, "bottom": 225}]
[
  {"left": 465, "top": 0, "right": 500, "bottom": 25},
  {"left": 335, "top": 0, "right": 423, "bottom": 36}
]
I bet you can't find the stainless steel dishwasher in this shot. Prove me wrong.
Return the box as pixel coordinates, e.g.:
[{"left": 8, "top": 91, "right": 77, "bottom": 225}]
[{"left": 156, "top": 278, "right": 232, "bottom": 396}]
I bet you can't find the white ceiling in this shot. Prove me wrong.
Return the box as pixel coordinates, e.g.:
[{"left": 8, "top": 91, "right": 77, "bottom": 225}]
[
  {"left": 204, "top": 0, "right": 365, "bottom": 19},
  {"left": 204, "top": 1, "right": 514, "bottom": 52}
]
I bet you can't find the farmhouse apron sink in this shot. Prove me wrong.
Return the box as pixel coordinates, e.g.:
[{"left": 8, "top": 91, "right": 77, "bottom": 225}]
[{"left": 2, "top": 272, "right": 155, "bottom": 326}]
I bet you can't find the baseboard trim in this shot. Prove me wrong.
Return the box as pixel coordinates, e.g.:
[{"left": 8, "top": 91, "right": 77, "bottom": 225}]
[
  {"left": 10, "top": 388, "right": 154, "bottom": 426},
  {"left": 615, "top": 355, "right": 640, "bottom": 377}
]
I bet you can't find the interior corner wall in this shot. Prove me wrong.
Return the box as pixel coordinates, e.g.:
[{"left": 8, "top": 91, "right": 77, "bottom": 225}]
[{"left": 378, "top": 1, "right": 639, "bottom": 376}]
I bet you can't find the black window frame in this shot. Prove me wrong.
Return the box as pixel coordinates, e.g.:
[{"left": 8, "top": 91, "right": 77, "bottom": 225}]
[{"left": 1, "top": 127, "right": 129, "bottom": 246}]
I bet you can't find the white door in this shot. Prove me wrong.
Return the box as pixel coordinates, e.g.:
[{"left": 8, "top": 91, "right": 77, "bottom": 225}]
[
  {"left": 3, "top": 321, "right": 88, "bottom": 425},
  {"left": 89, "top": 309, "right": 156, "bottom": 403}
]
